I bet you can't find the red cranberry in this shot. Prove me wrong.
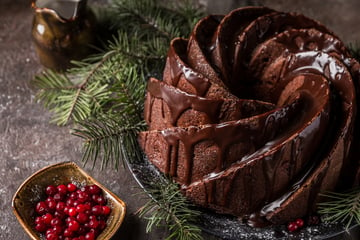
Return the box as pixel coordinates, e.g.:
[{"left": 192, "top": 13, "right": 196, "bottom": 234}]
[
  {"left": 76, "top": 204, "right": 86, "bottom": 213},
  {"left": 84, "top": 231, "right": 95, "bottom": 240},
  {"left": 78, "top": 191, "right": 89, "bottom": 203},
  {"left": 98, "top": 220, "right": 107, "bottom": 230},
  {"left": 68, "top": 207, "right": 77, "bottom": 217},
  {"left": 50, "top": 217, "right": 62, "bottom": 227},
  {"left": 84, "top": 203, "right": 92, "bottom": 211},
  {"left": 295, "top": 218, "right": 304, "bottom": 228},
  {"left": 46, "top": 185, "right": 57, "bottom": 196},
  {"left": 63, "top": 206, "right": 70, "bottom": 215},
  {"left": 57, "top": 185, "right": 68, "bottom": 195},
  {"left": 67, "top": 183, "right": 77, "bottom": 192},
  {"left": 47, "top": 199, "right": 57, "bottom": 212},
  {"left": 52, "top": 225, "right": 63, "bottom": 234},
  {"left": 91, "top": 205, "right": 103, "bottom": 216},
  {"left": 46, "top": 232, "right": 59, "bottom": 240},
  {"left": 88, "top": 219, "right": 99, "bottom": 229},
  {"left": 35, "top": 216, "right": 43, "bottom": 225},
  {"left": 76, "top": 213, "right": 88, "bottom": 223},
  {"left": 102, "top": 206, "right": 111, "bottom": 215},
  {"left": 65, "top": 216, "right": 76, "bottom": 225},
  {"left": 287, "top": 222, "right": 298, "bottom": 232},
  {"left": 69, "top": 192, "right": 78, "bottom": 200},
  {"left": 89, "top": 185, "right": 101, "bottom": 195},
  {"left": 94, "top": 195, "right": 106, "bottom": 205},
  {"left": 53, "top": 193, "right": 64, "bottom": 202},
  {"left": 36, "top": 201, "right": 49, "bottom": 215},
  {"left": 54, "top": 210, "right": 66, "bottom": 219},
  {"left": 56, "top": 201, "right": 66, "bottom": 212},
  {"left": 66, "top": 198, "right": 75, "bottom": 207},
  {"left": 68, "top": 220, "right": 80, "bottom": 232},
  {"left": 42, "top": 213, "right": 53, "bottom": 225},
  {"left": 63, "top": 228, "right": 74, "bottom": 237},
  {"left": 89, "top": 228, "right": 99, "bottom": 237},
  {"left": 35, "top": 222, "right": 47, "bottom": 232},
  {"left": 46, "top": 228, "right": 54, "bottom": 235}
]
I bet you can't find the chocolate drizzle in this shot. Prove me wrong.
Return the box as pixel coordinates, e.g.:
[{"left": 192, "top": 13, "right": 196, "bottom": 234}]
[{"left": 139, "top": 6, "right": 360, "bottom": 227}]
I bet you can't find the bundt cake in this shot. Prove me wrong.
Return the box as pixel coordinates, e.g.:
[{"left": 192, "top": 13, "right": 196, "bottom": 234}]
[{"left": 139, "top": 6, "right": 360, "bottom": 226}]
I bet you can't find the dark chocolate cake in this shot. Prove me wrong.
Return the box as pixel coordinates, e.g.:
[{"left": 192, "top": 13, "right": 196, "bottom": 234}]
[{"left": 139, "top": 6, "right": 360, "bottom": 226}]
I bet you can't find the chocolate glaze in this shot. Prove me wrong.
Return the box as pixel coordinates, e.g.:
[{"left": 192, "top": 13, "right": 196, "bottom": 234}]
[
  {"left": 139, "top": 6, "right": 360, "bottom": 227},
  {"left": 210, "top": 7, "right": 275, "bottom": 85},
  {"left": 147, "top": 77, "right": 224, "bottom": 126},
  {"left": 231, "top": 11, "right": 332, "bottom": 95},
  {"left": 164, "top": 38, "right": 212, "bottom": 96},
  {"left": 145, "top": 77, "right": 276, "bottom": 130}
]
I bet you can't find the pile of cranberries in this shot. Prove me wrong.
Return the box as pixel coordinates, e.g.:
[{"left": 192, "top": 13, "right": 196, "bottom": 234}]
[
  {"left": 286, "top": 215, "right": 320, "bottom": 232},
  {"left": 34, "top": 183, "right": 111, "bottom": 240}
]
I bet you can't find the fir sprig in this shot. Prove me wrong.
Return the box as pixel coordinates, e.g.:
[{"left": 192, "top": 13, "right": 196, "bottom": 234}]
[
  {"left": 317, "top": 188, "right": 360, "bottom": 230},
  {"left": 111, "top": 0, "right": 201, "bottom": 39},
  {"left": 32, "top": 68, "right": 112, "bottom": 125},
  {"left": 137, "top": 179, "right": 203, "bottom": 240},
  {"left": 72, "top": 115, "right": 146, "bottom": 169}
]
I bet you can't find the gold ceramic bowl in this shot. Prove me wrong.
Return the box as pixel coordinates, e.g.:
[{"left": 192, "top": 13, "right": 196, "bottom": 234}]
[{"left": 12, "top": 161, "right": 126, "bottom": 240}]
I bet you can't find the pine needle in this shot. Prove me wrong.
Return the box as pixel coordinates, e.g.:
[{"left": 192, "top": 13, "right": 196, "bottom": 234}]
[
  {"left": 72, "top": 115, "right": 146, "bottom": 169},
  {"left": 317, "top": 187, "right": 360, "bottom": 230},
  {"left": 137, "top": 179, "right": 203, "bottom": 240},
  {"left": 31, "top": 70, "right": 111, "bottom": 125}
]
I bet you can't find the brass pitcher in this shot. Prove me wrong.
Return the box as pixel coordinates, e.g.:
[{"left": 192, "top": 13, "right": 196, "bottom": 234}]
[{"left": 31, "top": 0, "right": 96, "bottom": 71}]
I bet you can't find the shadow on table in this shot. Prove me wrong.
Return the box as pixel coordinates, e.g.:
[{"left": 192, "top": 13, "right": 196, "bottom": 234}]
[{"left": 111, "top": 211, "right": 168, "bottom": 240}]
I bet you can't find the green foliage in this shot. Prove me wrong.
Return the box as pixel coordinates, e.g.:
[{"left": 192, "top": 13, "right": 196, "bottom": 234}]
[
  {"left": 32, "top": 68, "right": 111, "bottom": 125},
  {"left": 72, "top": 115, "right": 146, "bottom": 169},
  {"left": 32, "top": 0, "right": 205, "bottom": 239},
  {"left": 137, "top": 179, "right": 203, "bottom": 240},
  {"left": 111, "top": 0, "right": 203, "bottom": 39},
  {"left": 317, "top": 188, "right": 360, "bottom": 230}
]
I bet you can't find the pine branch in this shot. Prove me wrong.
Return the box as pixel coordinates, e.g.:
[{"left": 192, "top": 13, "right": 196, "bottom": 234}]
[
  {"left": 72, "top": 115, "right": 146, "bottom": 169},
  {"left": 108, "top": 65, "right": 146, "bottom": 120},
  {"left": 137, "top": 179, "right": 203, "bottom": 240},
  {"left": 111, "top": 0, "right": 204, "bottom": 39},
  {"left": 32, "top": 69, "right": 112, "bottom": 125},
  {"left": 317, "top": 187, "right": 360, "bottom": 230}
]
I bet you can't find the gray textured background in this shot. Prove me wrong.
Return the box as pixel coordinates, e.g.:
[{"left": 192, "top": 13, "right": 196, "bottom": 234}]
[{"left": 1, "top": 0, "right": 359, "bottom": 239}]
